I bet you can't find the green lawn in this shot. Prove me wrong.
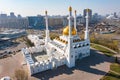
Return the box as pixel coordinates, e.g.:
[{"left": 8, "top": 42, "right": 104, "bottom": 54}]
[
  {"left": 101, "top": 71, "right": 120, "bottom": 80},
  {"left": 110, "top": 63, "right": 120, "bottom": 74},
  {"left": 91, "top": 44, "right": 114, "bottom": 57},
  {"left": 101, "top": 63, "right": 120, "bottom": 80}
]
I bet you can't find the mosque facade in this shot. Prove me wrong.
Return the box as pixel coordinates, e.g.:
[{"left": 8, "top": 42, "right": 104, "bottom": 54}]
[{"left": 22, "top": 7, "right": 90, "bottom": 75}]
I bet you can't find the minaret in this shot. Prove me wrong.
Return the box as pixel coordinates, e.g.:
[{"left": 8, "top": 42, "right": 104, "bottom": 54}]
[
  {"left": 68, "top": 6, "right": 72, "bottom": 38},
  {"left": 66, "top": 6, "right": 75, "bottom": 68},
  {"left": 84, "top": 9, "right": 89, "bottom": 40},
  {"left": 45, "top": 11, "right": 50, "bottom": 45},
  {"left": 74, "top": 10, "right": 77, "bottom": 34}
]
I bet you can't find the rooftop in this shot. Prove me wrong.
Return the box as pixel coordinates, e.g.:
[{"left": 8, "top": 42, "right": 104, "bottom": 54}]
[{"left": 31, "top": 51, "right": 48, "bottom": 62}]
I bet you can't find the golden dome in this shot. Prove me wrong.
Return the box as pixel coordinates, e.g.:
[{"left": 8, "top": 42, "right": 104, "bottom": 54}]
[
  {"left": 45, "top": 11, "right": 47, "bottom": 15},
  {"left": 69, "top": 6, "right": 72, "bottom": 11},
  {"left": 86, "top": 8, "right": 90, "bottom": 12},
  {"left": 63, "top": 26, "right": 77, "bottom": 36}
]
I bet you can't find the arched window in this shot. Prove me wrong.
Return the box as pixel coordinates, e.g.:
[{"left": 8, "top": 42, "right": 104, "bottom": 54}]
[
  {"left": 82, "top": 44, "right": 85, "bottom": 47},
  {"left": 79, "top": 53, "right": 82, "bottom": 58},
  {"left": 86, "top": 43, "right": 89, "bottom": 46},
  {"left": 73, "top": 45, "right": 77, "bottom": 48},
  {"left": 71, "top": 55, "right": 73, "bottom": 58},
  {"left": 79, "top": 44, "right": 81, "bottom": 47},
  {"left": 75, "top": 56, "right": 77, "bottom": 59}
]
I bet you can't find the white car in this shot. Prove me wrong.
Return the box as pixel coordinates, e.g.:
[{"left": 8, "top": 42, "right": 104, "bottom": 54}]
[{"left": 0, "top": 76, "right": 11, "bottom": 80}]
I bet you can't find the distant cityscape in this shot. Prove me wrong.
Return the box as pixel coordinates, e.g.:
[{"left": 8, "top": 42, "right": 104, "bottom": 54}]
[{"left": 0, "top": 9, "right": 120, "bottom": 29}]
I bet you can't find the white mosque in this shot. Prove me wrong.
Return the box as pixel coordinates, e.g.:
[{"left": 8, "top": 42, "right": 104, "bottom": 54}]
[{"left": 22, "top": 6, "right": 90, "bottom": 75}]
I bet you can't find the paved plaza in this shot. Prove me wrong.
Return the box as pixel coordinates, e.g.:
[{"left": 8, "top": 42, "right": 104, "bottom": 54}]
[
  {"left": 0, "top": 49, "right": 115, "bottom": 80},
  {"left": 0, "top": 52, "right": 26, "bottom": 79},
  {"left": 32, "top": 49, "right": 114, "bottom": 80}
]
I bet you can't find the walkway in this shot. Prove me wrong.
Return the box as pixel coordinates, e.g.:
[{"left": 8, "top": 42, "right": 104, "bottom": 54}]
[
  {"left": 110, "top": 70, "right": 120, "bottom": 76},
  {"left": 91, "top": 43, "right": 120, "bottom": 63},
  {"left": 91, "top": 43, "right": 117, "bottom": 54}
]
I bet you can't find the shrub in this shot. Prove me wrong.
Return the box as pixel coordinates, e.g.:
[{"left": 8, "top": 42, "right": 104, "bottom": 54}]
[
  {"left": 90, "top": 36, "right": 119, "bottom": 52},
  {"left": 115, "top": 56, "right": 119, "bottom": 63},
  {"left": 14, "top": 69, "right": 28, "bottom": 80},
  {"left": 23, "top": 37, "right": 34, "bottom": 47}
]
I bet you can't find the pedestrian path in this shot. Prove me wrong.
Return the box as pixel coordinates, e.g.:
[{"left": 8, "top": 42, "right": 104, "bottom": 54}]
[
  {"left": 91, "top": 43, "right": 120, "bottom": 63},
  {"left": 110, "top": 70, "right": 120, "bottom": 76},
  {"left": 91, "top": 43, "right": 117, "bottom": 54}
]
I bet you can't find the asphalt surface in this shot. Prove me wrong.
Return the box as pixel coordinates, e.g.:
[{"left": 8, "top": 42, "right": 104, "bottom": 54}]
[
  {"left": 0, "top": 41, "right": 27, "bottom": 79},
  {"left": 31, "top": 49, "right": 115, "bottom": 80},
  {"left": 0, "top": 48, "right": 115, "bottom": 80}
]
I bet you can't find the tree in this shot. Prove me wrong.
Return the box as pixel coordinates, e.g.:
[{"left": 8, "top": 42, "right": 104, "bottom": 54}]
[
  {"left": 14, "top": 69, "right": 28, "bottom": 80},
  {"left": 115, "top": 56, "right": 119, "bottom": 63}
]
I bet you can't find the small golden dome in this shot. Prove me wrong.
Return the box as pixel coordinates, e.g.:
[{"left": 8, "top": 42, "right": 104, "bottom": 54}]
[
  {"left": 45, "top": 11, "right": 47, "bottom": 15},
  {"left": 69, "top": 6, "right": 72, "bottom": 11},
  {"left": 86, "top": 9, "right": 90, "bottom": 12},
  {"left": 63, "top": 26, "right": 77, "bottom": 36}
]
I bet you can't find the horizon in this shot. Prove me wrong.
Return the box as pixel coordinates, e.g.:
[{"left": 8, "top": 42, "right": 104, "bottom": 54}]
[{"left": 0, "top": 0, "right": 120, "bottom": 17}]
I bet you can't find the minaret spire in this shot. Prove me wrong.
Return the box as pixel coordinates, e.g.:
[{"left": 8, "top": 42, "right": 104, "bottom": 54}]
[
  {"left": 66, "top": 6, "right": 75, "bottom": 68},
  {"left": 84, "top": 9, "right": 89, "bottom": 40},
  {"left": 68, "top": 6, "right": 72, "bottom": 38},
  {"left": 45, "top": 10, "right": 50, "bottom": 45},
  {"left": 74, "top": 10, "right": 77, "bottom": 34},
  {"left": 45, "top": 11, "right": 48, "bottom": 30}
]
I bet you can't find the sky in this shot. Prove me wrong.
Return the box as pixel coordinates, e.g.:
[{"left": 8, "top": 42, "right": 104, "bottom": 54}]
[{"left": 0, "top": 0, "right": 120, "bottom": 17}]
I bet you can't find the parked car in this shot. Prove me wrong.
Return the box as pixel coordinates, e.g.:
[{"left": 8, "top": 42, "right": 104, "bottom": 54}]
[{"left": 0, "top": 76, "right": 11, "bottom": 80}]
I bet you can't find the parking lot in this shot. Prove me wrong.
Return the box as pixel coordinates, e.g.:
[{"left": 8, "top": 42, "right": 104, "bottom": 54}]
[
  {"left": 0, "top": 40, "right": 27, "bottom": 79},
  {"left": 0, "top": 40, "right": 27, "bottom": 58}
]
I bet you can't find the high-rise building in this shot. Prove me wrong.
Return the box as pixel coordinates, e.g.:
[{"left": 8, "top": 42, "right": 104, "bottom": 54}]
[
  {"left": 118, "top": 12, "right": 120, "bottom": 18},
  {"left": 83, "top": 9, "right": 92, "bottom": 24},
  {"left": 114, "top": 12, "right": 117, "bottom": 18},
  {"left": 0, "top": 12, "right": 28, "bottom": 28},
  {"left": 0, "top": 14, "right": 7, "bottom": 18},
  {"left": 10, "top": 12, "right": 16, "bottom": 18},
  {"left": 17, "top": 14, "right": 22, "bottom": 18},
  {"left": 77, "top": 15, "right": 84, "bottom": 25},
  {"left": 83, "top": 9, "right": 92, "bottom": 19},
  {"left": 48, "top": 16, "right": 65, "bottom": 27},
  {"left": 92, "top": 13, "right": 99, "bottom": 23},
  {"left": 27, "top": 16, "right": 45, "bottom": 29}
]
